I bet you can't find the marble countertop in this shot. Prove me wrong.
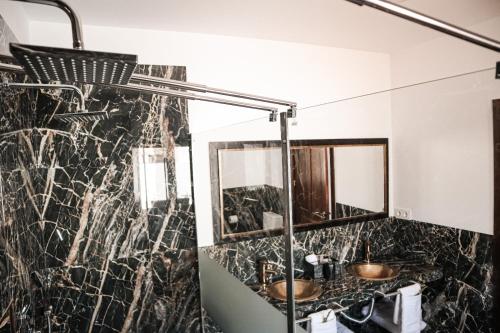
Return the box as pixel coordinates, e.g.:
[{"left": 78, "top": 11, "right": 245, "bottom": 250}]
[{"left": 250, "top": 261, "right": 443, "bottom": 319}]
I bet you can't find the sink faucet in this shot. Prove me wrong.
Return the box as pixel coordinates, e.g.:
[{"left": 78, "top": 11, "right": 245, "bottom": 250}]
[
  {"left": 258, "top": 259, "right": 277, "bottom": 288},
  {"left": 365, "top": 240, "right": 371, "bottom": 263}
]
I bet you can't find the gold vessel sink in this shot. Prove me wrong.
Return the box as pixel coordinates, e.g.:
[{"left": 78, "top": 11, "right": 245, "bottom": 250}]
[
  {"left": 348, "top": 263, "right": 399, "bottom": 281},
  {"left": 267, "top": 279, "right": 322, "bottom": 303}
]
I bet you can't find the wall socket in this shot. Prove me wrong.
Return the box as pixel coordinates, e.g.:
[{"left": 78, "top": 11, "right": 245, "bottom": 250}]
[{"left": 394, "top": 208, "right": 412, "bottom": 220}]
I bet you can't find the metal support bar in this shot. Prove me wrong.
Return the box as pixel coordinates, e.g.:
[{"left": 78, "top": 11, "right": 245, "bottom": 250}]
[
  {"left": 8, "top": 0, "right": 84, "bottom": 49},
  {"left": 346, "top": 0, "right": 500, "bottom": 53},
  {"left": 374, "top": 290, "right": 400, "bottom": 298},
  {"left": 130, "top": 73, "right": 297, "bottom": 107},
  {"left": 117, "top": 83, "right": 278, "bottom": 113},
  {"left": 0, "top": 62, "right": 25, "bottom": 73},
  {"left": 280, "top": 111, "right": 296, "bottom": 333},
  {"left": 338, "top": 298, "right": 375, "bottom": 324},
  {"left": 1, "top": 81, "right": 85, "bottom": 110},
  {"left": 295, "top": 283, "right": 422, "bottom": 325},
  {"left": 295, "top": 299, "right": 375, "bottom": 325},
  {"left": 295, "top": 304, "right": 350, "bottom": 324}
]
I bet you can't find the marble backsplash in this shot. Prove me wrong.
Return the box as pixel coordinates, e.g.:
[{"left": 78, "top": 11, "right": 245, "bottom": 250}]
[
  {"left": 0, "top": 62, "right": 201, "bottom": 332},
  {"left": 204, "top": 217, "right": 493, "bottom": 332}
]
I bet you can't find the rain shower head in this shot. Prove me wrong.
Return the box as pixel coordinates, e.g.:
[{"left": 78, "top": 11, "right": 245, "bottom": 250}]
[
  {"left": 10, "top": 43, "right": 138, "bottom": 85},
  {"left": 7, "top": 0, "right": 138, "bottom": 85}
]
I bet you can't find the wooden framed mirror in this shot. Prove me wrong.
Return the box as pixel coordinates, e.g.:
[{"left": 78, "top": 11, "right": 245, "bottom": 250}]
[{"left": 209, "top": 138, "right": 389, "bottom": 243}]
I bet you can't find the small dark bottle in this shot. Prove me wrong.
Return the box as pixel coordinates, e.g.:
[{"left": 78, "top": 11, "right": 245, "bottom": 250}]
[{"left": 323, "top": 259, "right": 335, "bottom": 280}]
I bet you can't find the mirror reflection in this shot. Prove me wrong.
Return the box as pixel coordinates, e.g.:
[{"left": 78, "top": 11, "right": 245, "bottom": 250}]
[
  {"left": 210, "top": 139, "right": 388, "bottom": 242},
  {"left": 211, "top": 143, "right": 285, "bottom": 240},
  {"left": 333, "top": 145, "right": 386, "bottom": 217}
]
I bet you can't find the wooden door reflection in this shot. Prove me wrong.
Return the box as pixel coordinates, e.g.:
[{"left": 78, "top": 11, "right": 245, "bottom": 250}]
[{"left": 291, "top": 146, "right": 330, "bottom": 224}]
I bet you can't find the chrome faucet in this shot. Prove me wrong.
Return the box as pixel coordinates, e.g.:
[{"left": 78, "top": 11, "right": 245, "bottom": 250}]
[
  {"left": 365, "top": 240, "right": 371, "bottom": 263},
  {"left": 258, "top": 259, "right": 277, "bottom": 288}
]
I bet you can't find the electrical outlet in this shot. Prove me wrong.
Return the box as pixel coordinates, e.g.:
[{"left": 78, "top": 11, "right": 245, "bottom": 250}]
[{"left": 394, "top": 208, "right": 412, "bottom": 220}]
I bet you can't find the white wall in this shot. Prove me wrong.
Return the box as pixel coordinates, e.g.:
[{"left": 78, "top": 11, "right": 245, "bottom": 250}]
[
  {"left": 391, "top": 70, "right": 499, "bottom": 235},
  {"left": 391, "top": 17, "right": 500, "bottom": 88},
  {"left": 0, "top": 4, "right": 29, "bottom": 45},
  {"left": 391, "top": 17, "right": 500, "bottom": 235}
]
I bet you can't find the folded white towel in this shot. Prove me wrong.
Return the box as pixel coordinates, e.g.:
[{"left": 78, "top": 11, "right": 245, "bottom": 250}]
[
  {"left": 307, "top": 309, "right": 354, "bottom": 333},
  {"left": 393, "top": 283, "right": 421, "bottom": 326}
]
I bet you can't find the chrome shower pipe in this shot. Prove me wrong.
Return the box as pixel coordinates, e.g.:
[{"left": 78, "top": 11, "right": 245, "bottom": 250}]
[
  {"left": 1, "top": 81, "right": 85, "bottom": 110},
  {"left": 118, "top": 83, "right": 279, "bottom": 113},
  {"left": 0, "top": 62, "right": 25, "bottom": 73},
  {"left": 130, "top": 73, "right": 297, "bottom": 107},
  {"left": 8, "top": 0, "right": 84, "bottom": 49},
  {"left": 0, "top": 62, "right": 288, "bottom": 115},
  {"left": 346, "top": 0, "right": 500, "bottom": 53}
]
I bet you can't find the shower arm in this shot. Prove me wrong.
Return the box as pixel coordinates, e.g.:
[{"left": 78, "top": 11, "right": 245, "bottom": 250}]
[
  {"left": 1, "top": 80, "right": 86, "bottom": 110},
  {"left": 117, "top": 82, "right": 279, "bottom": 115},
  {"left": 130, "top": 74, "right": 296, "bottom": 107},
  {"left": 0, "top": 61, "right": 296, "bottom": 118},
  {"left": 8, "top": 0, "right": 84, "bottom": 49},
  {"left": 346, "top": 0, "right": 500, "bottom": 53}
]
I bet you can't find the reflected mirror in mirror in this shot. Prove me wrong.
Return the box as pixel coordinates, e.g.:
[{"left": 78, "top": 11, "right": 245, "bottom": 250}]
[
  {"left": 333, "top": 145, "right": 386, "bottom": 218},
  {"left": 133, "top": 146, "right": 192, "bottom": 211},
  {"left": 210, "top": 142, "right": 285, "bottom": 242}
]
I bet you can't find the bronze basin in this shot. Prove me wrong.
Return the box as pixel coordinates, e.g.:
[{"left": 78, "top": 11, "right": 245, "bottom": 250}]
[
  {"left": 347, "top": 263, "right": 399, "bottom": 281},
  {"left": 267, "top": 279, "right": 322, "bottom": 303}
]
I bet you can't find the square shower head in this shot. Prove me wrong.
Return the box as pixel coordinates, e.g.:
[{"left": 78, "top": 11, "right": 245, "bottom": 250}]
[{"left": 10, "top": 43, "right": 138, "bottom": 85}]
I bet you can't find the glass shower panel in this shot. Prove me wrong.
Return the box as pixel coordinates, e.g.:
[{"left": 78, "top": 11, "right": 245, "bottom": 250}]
[
  {"left": 192, "top": 113, "right": 298, "bottom": 333},
  {"left": 286, "top": 68, "right": 499, "bottom": 332}
]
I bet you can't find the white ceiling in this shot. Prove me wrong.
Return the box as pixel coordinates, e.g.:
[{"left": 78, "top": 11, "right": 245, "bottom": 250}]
[{"left": 3, "top": 0, "right": 500, "bottom": 53}]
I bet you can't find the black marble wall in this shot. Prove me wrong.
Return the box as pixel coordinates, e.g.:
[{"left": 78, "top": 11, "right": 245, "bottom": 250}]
[
  {"left": 0, "top": 61, "right": 201, "bottom": 332},
  {"left": 204, "top": 217, "right": 493, "bottom": 332}
]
